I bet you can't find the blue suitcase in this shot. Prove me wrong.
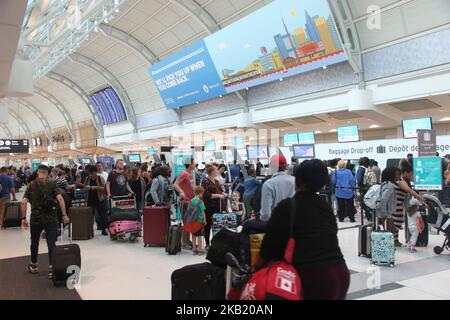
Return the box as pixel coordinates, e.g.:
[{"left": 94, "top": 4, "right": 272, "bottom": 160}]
[{"left": 370, "top": 230, "right": 395, "bottom": 267}]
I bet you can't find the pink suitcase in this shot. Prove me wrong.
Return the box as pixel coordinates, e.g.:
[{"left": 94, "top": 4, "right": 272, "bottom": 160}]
[{"left": 109, "top": 221, "right": 142, "bottom": 242}]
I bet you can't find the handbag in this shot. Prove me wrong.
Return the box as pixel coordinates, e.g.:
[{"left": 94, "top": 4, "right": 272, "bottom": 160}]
[{"left": 240, "top": 198, "right": 302, "bottom": 300}]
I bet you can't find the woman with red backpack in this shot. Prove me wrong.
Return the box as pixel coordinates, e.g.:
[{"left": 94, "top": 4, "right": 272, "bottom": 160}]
[{"left": 255, "top": 159, "right": 350, "bottom": 300}]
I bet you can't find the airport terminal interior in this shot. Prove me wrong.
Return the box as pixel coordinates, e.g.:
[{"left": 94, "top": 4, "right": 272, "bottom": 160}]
[{"left": 1, "top": 0, "right": 450, "bottom": 301}]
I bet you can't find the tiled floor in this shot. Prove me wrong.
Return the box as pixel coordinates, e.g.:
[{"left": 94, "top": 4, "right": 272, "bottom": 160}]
[{"left": 1, "top": 194, "right": 449, "bottom": 300}]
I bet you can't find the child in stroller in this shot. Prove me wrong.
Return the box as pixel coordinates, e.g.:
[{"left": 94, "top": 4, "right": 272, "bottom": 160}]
[{"left": 423, "top": 194, "right": 450, "bottom": 255}]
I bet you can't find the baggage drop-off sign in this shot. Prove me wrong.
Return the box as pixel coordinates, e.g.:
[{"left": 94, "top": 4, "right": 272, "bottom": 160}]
[{"left": 413, "top": 157, "right": 443, "bottom": 191}]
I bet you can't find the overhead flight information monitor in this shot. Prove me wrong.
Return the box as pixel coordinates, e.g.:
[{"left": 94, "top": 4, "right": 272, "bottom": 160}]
[
  {"left": 98, "top": 156, "right": 114, "bottom": 165},
  {"left": 128, "top": 154, "right": 141, "bottom": 163},
  {"left": 293, "top": 144, "right": 315, "bottom": 158},
  {"left": 205, "top": 140, "right": 216, "bottom": 151},
  {"left": 297, "top": 131, "right": 315, "bottom": 144},
  {"left": 337, "top": 125, "right": 359, "bottom": 143},
  {"left": 283, "top": 133, "right": 299, "bottom": 147},
  {"left": 402, "top": 117, "right": 432, "bottom": 139},
  {"left": 80, "top": 157, "right": 93, "bottom": 165},
  {"left": 247, "top": 145, "right": 269, "bottom": 160},
  {"left": 232, "top": 137, "right": 245, "bottom": 149}
]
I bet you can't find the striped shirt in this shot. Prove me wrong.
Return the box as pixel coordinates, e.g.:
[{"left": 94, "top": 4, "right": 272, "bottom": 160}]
[
  {"left": 55, "top": 177, "right": 69, "bottom": 191},
  {"left": 393, "top": 184, "right": 408, "bottom": 226}
]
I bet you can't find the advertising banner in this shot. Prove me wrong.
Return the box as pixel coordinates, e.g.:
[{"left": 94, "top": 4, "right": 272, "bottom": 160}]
[
  {"left": 413, "top": 157, "right": 442, "bottom": 191},
  {"left": 0, "top": 139, "right": 29, "bottom": 153},
  {"left": 149, "top": 0, "right": 347, "bottom": 109}
]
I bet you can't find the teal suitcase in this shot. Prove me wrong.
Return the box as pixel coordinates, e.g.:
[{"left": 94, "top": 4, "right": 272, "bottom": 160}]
[{"left": 370, "top": 230, "right": 395, "bottom": 267}]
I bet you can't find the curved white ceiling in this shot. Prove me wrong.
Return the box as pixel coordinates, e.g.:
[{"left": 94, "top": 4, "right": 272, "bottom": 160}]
[{"left": 6, "top": 0, "right": 449, "bottom": 137}]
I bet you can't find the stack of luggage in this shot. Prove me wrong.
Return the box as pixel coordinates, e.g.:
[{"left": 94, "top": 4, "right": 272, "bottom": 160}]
[{"left": 109, "top": 196, "right": 142, "bottom": 242}]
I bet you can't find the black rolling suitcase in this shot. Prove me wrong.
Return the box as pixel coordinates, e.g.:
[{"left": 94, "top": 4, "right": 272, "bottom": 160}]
[
  {"left": 52, "top": 224, "right": 81, "bottom": 287},
  {"left": 171, "top": 262, "right": 225, "bottom": 300},
  {"left": 2, "top": 201, "right": 22, "bottom": 228},
  {"left": 166, "top": 223, "right": 182, "bottom": 255},
  {"left": 358, "top": 225, "right": 373, "bottom": 257},
  {"left": 358, "top": 206, "right": 374, "bottom": 257}
]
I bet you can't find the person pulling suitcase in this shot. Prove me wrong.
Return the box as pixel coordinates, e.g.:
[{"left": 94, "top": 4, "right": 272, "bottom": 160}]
[{"left": 21, "top": 165, "right": 70, "bottom": 279}]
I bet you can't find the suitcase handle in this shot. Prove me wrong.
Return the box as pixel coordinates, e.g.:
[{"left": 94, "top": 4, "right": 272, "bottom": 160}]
[{"left": 60, "top": 223, "right": 73, "bottom": 245}]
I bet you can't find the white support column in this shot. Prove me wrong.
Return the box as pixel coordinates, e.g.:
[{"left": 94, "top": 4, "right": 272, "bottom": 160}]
[
  {"left": 34, "top": 87, "right": 75, "bottom": 140},
  {"left": 47, "top": 72, "right": 104, "bottom": 137},
  {"left": 98, "top": 24, "right": 159, "bottom": 65},
  {"left": 18, "top": 99, "right": 52, "bottom": 141},
  {"left": 9, "top": 109, "right": 31, "bottom": 138}
]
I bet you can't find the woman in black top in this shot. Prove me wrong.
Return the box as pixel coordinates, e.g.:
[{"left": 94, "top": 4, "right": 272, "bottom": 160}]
[
  {"left": 129, "top": 167, "right": 146, "bottom": 211},
  {"left": 85, "top": 166, "right": 108, "bottom": 235},
  {"left": 258, "top": 159, "right": 350, "bottom": 300}
]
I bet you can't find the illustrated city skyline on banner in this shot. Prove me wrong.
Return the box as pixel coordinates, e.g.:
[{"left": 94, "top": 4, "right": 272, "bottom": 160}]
[
  {"left": 205, "top": 0, "right": 346, "bottom": 91},
  {"left": 148, "top": 0, "right": 348, "bottom": 109}
]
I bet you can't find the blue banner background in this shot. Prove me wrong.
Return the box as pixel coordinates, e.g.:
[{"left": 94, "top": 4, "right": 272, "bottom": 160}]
[{"left": 148, "top": 41, "right": 226, "bottom": 109}]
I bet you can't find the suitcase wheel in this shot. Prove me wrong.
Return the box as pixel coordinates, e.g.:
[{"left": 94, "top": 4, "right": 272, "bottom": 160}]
[
  {"left": 389, "top": 263, "right": 394, "bottom": 268},
  {"left": 110, "top": 234, "right": 117, "bottom": 241},
  {"left": 129, "top": 234, "right": 137, "bottom": 242}
]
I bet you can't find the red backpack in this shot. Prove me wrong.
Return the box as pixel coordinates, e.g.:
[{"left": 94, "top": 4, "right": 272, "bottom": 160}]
[{"left": 240, "top": 198, "right": 303, "bottom": 300}]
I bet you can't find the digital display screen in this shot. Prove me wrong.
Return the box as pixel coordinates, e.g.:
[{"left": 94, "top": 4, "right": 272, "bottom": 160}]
[
  {"left": 147, "top": 147, "right": 155, "bottom": 155},
  {"left": 89, "top": 87, "right": 127, "bottom": 126},
  {"left": 293, "top": 144, "right": 315, "bottom": 158},
  {"left": 298, "top": 131, "right": 315, "bottom": 144},
  {"left": 128, "top": 154, "right": 141, "bottom": 163},
  {"left": 246, "top": 145, "right": 269, "bottom": 160},
  {"left": 237, "top": 149, "right": 248, "bottom": 161},
  {"left": 283, "top": 133, "right": 299, "bottom": 147},
  {"left": 232, "top": 137, "right": 245, "bottom": 149},
  {"left": 205, "top": 140, "right": 216, "bottom": 151},
  {"left": 0, "top": 139, "right": 29, "bottom": 154},
  {"left": 98, "top": 156, "right": 114, "bottom": 164},
  {"left": 80, "top": 158, "right": 92, "bottom": 165},
  {"left": 337, "top": 125, "right": 359, "bottom": 143},
  {"left": 402, "top": 117, "right": 432, "bottom": 139}
]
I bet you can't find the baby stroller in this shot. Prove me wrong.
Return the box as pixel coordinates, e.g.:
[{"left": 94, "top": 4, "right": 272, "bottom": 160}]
[{"left": 423, "top": 194, "right": 450, "bottom": 255}]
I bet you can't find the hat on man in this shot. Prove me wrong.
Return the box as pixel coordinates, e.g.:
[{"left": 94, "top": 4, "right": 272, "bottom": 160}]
[{"left": 270, "top": 154, "right": 287, "bottom": 170}]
